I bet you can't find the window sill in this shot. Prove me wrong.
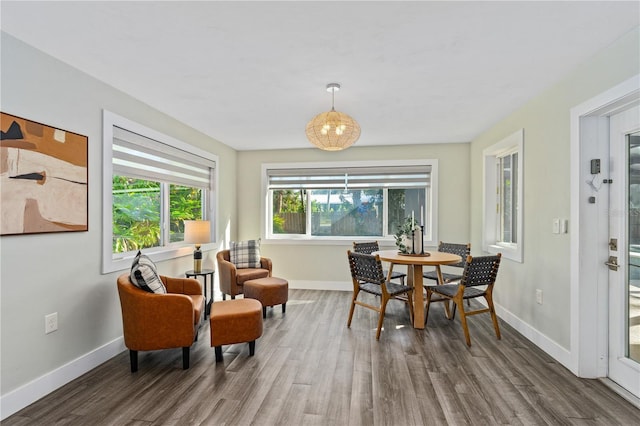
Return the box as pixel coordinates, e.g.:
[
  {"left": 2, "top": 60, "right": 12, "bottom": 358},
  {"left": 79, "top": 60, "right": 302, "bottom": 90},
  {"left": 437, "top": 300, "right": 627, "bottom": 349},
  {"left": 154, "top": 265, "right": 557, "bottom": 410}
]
[
  {"left": 102, "top": 242, "right": 217, "bottom": 274},
  {"left": 487, "top": 243, "right": 522, "bottom": 263}
]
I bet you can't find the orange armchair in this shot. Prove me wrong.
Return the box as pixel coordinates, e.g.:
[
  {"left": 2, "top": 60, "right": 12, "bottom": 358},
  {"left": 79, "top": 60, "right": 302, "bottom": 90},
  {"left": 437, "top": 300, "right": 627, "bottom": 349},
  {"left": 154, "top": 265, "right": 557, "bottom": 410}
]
[
  {"left": 216, "top": 249, "right": 272, "bottom": 300},
  {"left": 117, "top": 274, "right": 205, "bottom": 372}
]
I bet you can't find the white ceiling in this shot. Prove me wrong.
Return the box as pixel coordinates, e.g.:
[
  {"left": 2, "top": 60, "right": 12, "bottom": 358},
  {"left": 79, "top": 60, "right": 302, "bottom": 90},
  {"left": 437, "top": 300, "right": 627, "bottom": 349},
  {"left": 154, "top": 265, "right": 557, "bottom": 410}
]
[{"left": 1, "top": 1, "right": 638, "bottom": 151}]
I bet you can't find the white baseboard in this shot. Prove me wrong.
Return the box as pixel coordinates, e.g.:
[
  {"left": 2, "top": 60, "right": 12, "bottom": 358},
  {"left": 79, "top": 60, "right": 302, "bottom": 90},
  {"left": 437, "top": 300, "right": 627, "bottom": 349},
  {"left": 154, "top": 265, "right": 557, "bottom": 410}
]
[
  {"left": 288, "top": 280, "right": 351, "bottom": 292},
  {"left": 0, "top": 337, "right": 126, "bottom": 421},
  {"left": 492, "top": 301, "right": 572, "bottom": 368}
]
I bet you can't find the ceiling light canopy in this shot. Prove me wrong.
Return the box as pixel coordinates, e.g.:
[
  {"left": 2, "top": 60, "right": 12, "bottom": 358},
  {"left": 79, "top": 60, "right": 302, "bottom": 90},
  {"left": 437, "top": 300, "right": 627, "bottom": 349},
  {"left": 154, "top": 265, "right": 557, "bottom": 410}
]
[{"left": 306, "top": 83, "right": 361, "bottom": 151}]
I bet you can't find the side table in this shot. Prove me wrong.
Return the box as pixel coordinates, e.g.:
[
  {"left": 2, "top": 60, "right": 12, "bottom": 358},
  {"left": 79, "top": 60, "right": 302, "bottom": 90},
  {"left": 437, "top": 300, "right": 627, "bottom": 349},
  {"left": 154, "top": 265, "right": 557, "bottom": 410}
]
[{"left": 185, "top": 269, "right": 215, "bottom": 317}]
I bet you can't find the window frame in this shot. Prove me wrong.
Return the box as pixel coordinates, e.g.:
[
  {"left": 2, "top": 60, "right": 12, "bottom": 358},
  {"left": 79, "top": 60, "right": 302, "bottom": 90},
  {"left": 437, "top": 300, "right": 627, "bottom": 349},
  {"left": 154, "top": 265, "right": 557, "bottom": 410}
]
[
  {"left": 261, "top": 159, "right": 439, "bottom": 246},
  {"left": 102, "top": 110, "right": 218, "bottom": 273},
  {"left": 483, "top": 128, "right": 524, "bottom": 262}
]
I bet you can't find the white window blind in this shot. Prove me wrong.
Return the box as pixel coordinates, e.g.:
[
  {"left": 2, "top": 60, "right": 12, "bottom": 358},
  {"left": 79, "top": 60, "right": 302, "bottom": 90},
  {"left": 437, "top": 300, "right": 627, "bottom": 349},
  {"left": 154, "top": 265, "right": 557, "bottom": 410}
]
[
  {"left": 267, "top": 165, "right": 431, "bottom": 189},
  {"left": 112, "top": 126, "right": 214, "bottom": 189}
]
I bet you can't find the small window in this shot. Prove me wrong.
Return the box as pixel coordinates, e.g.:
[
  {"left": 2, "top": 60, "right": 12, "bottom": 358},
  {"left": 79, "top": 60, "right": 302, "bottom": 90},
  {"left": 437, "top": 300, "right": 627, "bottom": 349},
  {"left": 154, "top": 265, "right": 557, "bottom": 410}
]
[
  {"left": 483, "top": 129, "right": 524, "bottom": 262},
  {"left": 264, "top": 160, "right": 438, "bottom": 245},
  {"left": 103, "top": 111, "right": 217, "bottom": 273}
]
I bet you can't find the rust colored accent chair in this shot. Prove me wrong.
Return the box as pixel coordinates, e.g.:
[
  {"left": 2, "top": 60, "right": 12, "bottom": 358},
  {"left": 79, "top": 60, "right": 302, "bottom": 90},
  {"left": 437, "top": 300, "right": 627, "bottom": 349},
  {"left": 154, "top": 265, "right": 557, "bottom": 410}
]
[
  {"left": 216, "top": 249, "right": 272, "bottom": 300},
  {"left": 117, "top": 274, "right": 205, "bottom": 372}
]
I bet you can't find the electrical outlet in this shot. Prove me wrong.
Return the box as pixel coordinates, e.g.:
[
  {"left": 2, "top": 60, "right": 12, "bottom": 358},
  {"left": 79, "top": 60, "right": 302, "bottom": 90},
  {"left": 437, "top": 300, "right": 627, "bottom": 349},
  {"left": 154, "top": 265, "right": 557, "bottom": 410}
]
[
  {"left": 45, "top": 312, "right": 58, "bottom": 334},
  {"left": 536, "top": 289, "right": 543, "bottom": 305}
]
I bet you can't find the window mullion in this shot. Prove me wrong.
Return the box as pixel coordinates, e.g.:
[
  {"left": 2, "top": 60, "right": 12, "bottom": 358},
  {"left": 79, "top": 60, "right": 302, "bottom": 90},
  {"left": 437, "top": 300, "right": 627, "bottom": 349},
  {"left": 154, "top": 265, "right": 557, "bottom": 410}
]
[{"left": 161, "top": 183, "right": 170, "bottom": 246}]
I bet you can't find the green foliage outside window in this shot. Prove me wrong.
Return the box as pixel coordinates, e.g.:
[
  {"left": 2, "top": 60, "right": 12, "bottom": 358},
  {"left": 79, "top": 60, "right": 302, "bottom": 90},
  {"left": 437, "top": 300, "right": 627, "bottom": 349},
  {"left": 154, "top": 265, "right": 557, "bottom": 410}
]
[{"left": 112, "top": 176, "right": 202, "bottom": 253}]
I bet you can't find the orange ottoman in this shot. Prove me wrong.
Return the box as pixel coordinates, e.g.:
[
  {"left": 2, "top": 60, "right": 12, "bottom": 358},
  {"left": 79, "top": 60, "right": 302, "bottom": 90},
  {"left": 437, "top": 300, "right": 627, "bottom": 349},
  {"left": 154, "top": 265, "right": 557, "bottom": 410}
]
[
  {"left": 243, "top": 277, "right": 289, "bottom": 318},
  {"left": 210, "top": 299, "right": 263, "bottom": 362}
]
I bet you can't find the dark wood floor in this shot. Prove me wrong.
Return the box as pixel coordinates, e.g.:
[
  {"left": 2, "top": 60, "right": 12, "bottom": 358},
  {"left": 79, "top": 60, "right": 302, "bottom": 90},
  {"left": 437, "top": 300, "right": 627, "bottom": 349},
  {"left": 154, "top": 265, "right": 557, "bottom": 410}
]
[{"left": 5, "top": 289, "right": 640, "bottom": 425}]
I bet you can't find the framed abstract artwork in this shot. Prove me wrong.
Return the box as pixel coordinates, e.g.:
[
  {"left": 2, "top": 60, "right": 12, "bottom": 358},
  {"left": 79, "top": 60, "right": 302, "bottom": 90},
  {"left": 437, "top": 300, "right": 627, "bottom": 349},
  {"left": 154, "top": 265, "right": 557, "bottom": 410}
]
[{"left": 1, "top": 112, "right": 88, "bottom": 235}]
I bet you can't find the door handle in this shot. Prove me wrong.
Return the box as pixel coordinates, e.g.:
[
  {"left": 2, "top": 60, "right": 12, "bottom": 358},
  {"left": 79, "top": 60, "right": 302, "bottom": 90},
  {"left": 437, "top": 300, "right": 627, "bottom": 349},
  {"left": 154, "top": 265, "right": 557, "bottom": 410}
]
[{"left": 605, "top": 256, "right": 619, "bottom": 271}]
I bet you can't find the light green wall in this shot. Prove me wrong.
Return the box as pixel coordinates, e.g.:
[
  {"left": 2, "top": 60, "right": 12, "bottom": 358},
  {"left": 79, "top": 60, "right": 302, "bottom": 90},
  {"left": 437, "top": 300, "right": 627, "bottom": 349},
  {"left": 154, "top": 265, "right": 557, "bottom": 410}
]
[
  {"left": 469, "top": 27, "right": 640, "bottom": 349},
  {"left": 237, "top": 143, "right": 470, "bottom": 283},
  {"left": 0, "top": 33, "right": 237, "bottom": 394}
]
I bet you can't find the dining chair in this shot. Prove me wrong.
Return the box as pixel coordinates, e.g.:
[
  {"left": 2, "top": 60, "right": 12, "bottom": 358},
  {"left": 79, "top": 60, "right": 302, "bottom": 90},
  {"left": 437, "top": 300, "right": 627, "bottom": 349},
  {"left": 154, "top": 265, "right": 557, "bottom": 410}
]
[
  {"left": 353, "top": 241, "right": 407, "bottom": 285},
  {"left": 423, "top": 241, "right": 470, "bottom": 284},
  {"left": 347, "top": 250, "right": 414, "bottom": 340},
  {"left": 425, "top": 254, "right": 502, "bottom": 346}
]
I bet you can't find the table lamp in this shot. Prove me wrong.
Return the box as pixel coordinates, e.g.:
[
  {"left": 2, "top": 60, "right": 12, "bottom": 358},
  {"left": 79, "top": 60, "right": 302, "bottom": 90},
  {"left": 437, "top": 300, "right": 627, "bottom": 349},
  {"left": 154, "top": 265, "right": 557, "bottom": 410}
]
[{"left": 184, "top": 220, "right": 211, "bottom": 273}]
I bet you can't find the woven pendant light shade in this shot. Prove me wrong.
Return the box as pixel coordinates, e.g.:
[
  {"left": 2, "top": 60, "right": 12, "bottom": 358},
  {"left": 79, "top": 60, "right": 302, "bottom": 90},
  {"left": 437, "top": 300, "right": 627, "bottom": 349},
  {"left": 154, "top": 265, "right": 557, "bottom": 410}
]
[
  {"left": 305, "top": 108, "right": 361, "bottom": 151},
  {"left": 306, "top": 83, "right": 361, "bottom": 151}
]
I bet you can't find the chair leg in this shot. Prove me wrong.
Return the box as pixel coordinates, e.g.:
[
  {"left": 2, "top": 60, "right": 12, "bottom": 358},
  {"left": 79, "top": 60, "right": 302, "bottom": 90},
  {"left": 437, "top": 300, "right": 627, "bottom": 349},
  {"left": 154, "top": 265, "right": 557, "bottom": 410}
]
[
  {"left": 424, "top": 288, "right": 433, "bottom": 324},
  {"left": 347, "top": 289, "right": 359, "bottom": 327},
  {"left": 249, "top": 340, "right": 256, "bottom": 356},
  {"left": 282, "top": 303, "right": 286, "bottom": 314},
  {"left": 222, "top": 294, "right": 226, "bottom": 300},
  {"left": 263, "top": 306, "right": 267, "bottom": 318},
  {"left": 129, "top": 350, "right": 138, "bottom": 373},
  {"left": 182, "top": 347, "right": 190, "bottom": 370},
  {"left": 215, "top": 346, "right": 223, "bottom": 362},
  {"left": 486, "top": 294, "right": 501, "bottom": 340},
  {"left": 376, "top": 295, "right": 389, "bottom": 340},
  {"left": 406, "top": 291, "right": 415, "bottom": 323},
  {"left": 449, "top": 301, "right": 457, "bottom": 321},
  {"left": 456, "top": 299, "right": 472, "bottom": 346}
]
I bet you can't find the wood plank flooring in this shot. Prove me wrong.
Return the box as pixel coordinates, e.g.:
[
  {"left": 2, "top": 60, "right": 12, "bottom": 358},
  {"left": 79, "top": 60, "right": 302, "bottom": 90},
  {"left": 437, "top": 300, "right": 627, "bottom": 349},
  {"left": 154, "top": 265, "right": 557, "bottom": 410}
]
[{"left": 5, "top": 289, "right": 640, "bottom": 425}]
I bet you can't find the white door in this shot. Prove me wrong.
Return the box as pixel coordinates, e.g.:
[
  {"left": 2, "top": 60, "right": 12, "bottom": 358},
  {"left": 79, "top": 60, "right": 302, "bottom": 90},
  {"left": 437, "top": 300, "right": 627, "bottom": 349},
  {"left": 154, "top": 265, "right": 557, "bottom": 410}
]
[{"left": 608, "top": 105, "right": 640, "bottom": 397}]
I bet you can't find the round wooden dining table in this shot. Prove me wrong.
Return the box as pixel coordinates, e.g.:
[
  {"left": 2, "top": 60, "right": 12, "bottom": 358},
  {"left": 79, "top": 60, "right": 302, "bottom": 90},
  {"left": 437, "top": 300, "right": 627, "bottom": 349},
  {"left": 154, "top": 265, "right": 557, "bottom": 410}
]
[{"left": 373, "top": 250, "right": 462, "bottom": 329}]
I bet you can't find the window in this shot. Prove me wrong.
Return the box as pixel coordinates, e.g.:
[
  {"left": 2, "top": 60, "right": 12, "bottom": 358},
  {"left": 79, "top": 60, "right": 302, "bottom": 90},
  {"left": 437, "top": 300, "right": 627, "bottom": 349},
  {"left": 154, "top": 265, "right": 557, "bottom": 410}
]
[
  {"left": 103, "top": 111, "right": 217, "bottom": 273},
  {"left": 263, "top": 160, "right": 438, "bottom": 245},
  {"left": 483, "top": 129, "right": 524, "bottom": 262}
]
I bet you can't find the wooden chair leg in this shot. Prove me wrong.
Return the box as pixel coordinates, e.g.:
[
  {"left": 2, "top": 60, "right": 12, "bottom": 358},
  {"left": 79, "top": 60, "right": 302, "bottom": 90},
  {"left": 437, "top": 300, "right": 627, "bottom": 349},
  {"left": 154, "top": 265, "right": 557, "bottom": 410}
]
[
  {"left": 347, "top": 289, "right": 359, "bottom": 327},
  {"left": 486, "top": 294, "right": 501, "bottom": 340},
  {"left": 376, "top": 296, "right": 389, "bottom": 340},
  {"left": 282, "top": 303, "right": 286, "bottom": 314},
  {"left": 249, "top": 340, "right": 256, "bottom": 356},
  {"left": 457, "top": 299, "right": 472, "bottom": 346},
  {"left": 406, "top": 291, "right": 414, "bottom": 323},
  {"left": 262, "top": 306, "right": 267, "bottom": 319},
  {"left": 215, "top": 346, "right": 223, "bottom": 362},
  {"left": 129, "top": 350, "right": 138, "bottom": 373},
  {"left": 449, "top": 301, "right": 458, "bottom": 321},
  {"left": 182, "top": 347, "right": 190, "bottom": 370}
]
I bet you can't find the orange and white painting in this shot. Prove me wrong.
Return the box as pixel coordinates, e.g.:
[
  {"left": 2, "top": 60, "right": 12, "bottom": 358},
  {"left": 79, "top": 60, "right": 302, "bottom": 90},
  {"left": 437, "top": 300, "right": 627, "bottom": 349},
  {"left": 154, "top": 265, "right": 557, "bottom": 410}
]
[{"left": 1, "top": 112, "right": 88, "bottom": 235}]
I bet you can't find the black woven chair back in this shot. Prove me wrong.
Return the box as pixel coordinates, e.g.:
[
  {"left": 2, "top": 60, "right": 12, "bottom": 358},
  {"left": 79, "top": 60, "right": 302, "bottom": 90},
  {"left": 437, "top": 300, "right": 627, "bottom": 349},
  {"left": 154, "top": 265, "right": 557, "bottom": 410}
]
[
  {"left": 348, "top": 251, "right": 385, "bottom": 285},
  {"left": 352, "top": 241, "right": 380, "bottom": 255},
  {"left": 460, "top": 254, "right": 501, "bottom": 288},
  {"left": 439, "top": 242, "right": 471, "bottom": 268}
]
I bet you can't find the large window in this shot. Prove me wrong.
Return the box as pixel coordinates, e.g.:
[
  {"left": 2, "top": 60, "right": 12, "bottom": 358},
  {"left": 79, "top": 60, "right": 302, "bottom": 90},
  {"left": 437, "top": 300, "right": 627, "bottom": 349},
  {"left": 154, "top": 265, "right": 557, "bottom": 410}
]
[
  {"left": 483, "top": 129, "right": 523, "bottom": 262},
  {"left": 103, "top": 111, "right": 217, "bottom": 273},
  {"left": 264, "top": 160, "right": 437, "bottom": 244}
]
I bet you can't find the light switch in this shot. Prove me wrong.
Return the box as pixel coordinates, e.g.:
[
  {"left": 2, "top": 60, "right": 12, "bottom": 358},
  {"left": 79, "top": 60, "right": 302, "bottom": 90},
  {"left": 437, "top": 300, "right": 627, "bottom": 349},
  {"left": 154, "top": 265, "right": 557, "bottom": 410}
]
[{"left": 560, "top": 219, "right": 568, "bottom": 234}]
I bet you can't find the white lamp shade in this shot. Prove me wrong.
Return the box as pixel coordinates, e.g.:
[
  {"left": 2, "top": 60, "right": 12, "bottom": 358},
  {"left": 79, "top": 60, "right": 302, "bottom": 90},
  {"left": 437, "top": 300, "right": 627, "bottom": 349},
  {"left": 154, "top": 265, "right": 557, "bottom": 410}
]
[{"left": 184, "top": 220, "right": 211, "bottom": 244}]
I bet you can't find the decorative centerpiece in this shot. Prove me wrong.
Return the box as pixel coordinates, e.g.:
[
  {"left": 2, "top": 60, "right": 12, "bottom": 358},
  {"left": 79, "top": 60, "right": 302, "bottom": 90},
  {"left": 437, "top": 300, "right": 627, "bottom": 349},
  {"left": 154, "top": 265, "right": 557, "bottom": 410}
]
[{"left": 394, "top": 215, "right": 425, "bottom": 255}]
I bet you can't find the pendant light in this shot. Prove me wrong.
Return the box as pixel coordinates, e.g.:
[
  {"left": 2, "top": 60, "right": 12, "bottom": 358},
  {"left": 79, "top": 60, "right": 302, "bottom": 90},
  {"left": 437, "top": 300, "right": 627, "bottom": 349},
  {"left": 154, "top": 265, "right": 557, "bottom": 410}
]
[{"left": 305, "top": 83, "right": 361, "bottom": 151}]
